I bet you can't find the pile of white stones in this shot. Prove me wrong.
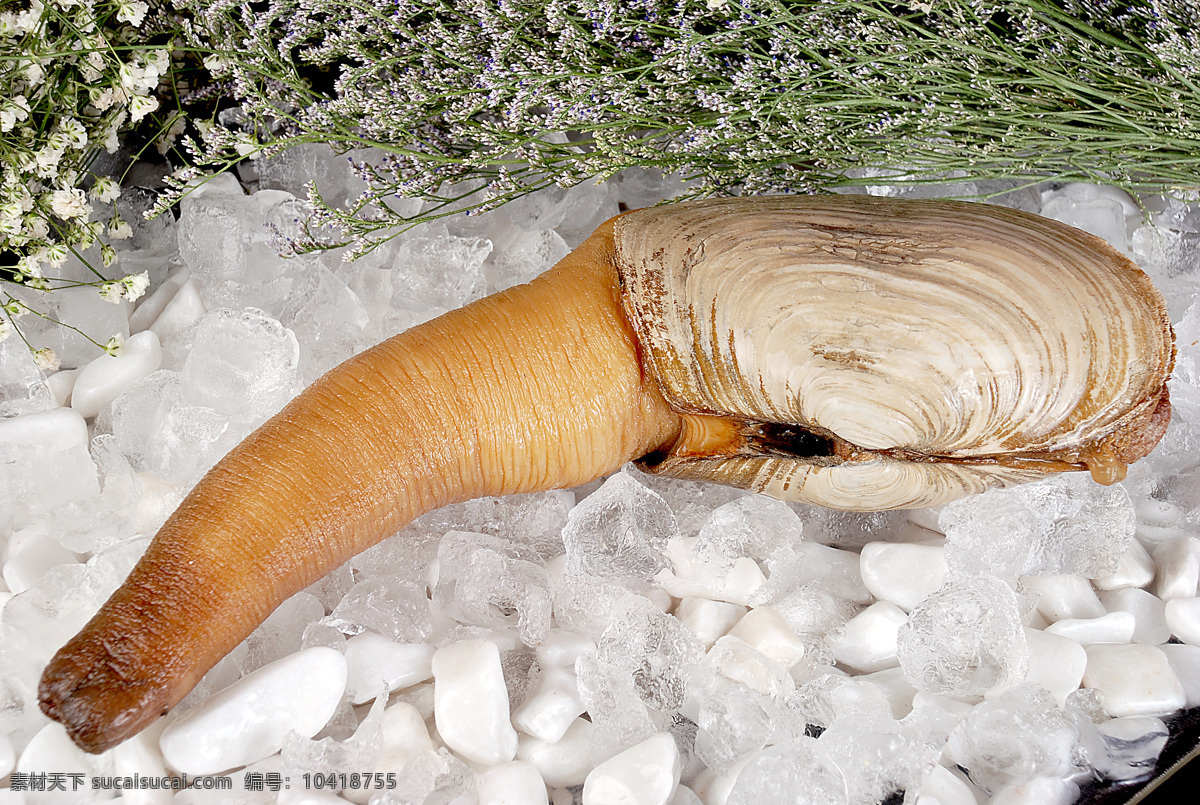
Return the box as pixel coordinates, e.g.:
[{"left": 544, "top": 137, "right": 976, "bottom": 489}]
[{"left": 1, "top": 156, "right": 1199, "bottom": 805}]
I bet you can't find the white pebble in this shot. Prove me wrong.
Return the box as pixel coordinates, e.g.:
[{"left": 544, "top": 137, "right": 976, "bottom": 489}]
[
  {"left": 796, "top": 542, "right": 873, "bottom": 604},
  {"left": 432, "top": 638, "right": 519, "bottom": 766},
  {"left": 1137, "top": 497, "right": 1182, "bottom": 528},
  {"left": 149, "top": 278, "right": 207, "bottom": 341},
  {"left": 1093, "top": 538, "right": 1155, "bottom": 591},
  {"left": 1154, "top": 537, "right": 1199, "bottom": 600},
  {"left": 657, "top": 539, "right": 765, "bottom": 605},
  {"left": 375, "top": 701, "right": 434, "bottom": 775},
  {"left": 857, "top": 666, "right": 918, "bottom": 719},
  {"left": 3, "top": 532, "right": 77, "bottom": 595},
  {"left": 478, "top": 760, "right": 549, "bottom": 805},
  {"left": 0, "top": 733, "right": 13, "bottom": 778},
  {"left": 1160, "top": 643, "right": 1200, "bottom": 707},
  {"left": 512, "top": 666, "right": 587, "bottom": 743},
  {"left": 159, "top": 646, "right": 346, "bottom": 774},
  {"left": 0, "top": 407, "right": 89, "bottom": 451},
  {"left": 675, "top": 598, "right": 748, "bottom": 650},
  {"left": 130, "top": 268, "right": 189, "bottom": 333},
  {"left": 17, "top": 722, "right": 110, "bottom": 804},
  {"left": 71, "top": 330, "right": 163, "bottom": 419},
  {"left": 45, "top": 368, "right": 80, "bottom": 408},
  {"left": 1022, "top": 627, "right": 1087, "bottom": 705},
  {"left": 1043, "top": 611, "right": 1136, "bottom": 646},
  {"left": 1023, "top": 575, "right": 1106, "bottom": 622},
  {"left": 583, "top": 732, "right": 681, "bottom": 805},
  {"left": 343, "top": 632, "right": 434, "bottom": 704},
  {"left": 535, "top": 630, "right": 596, "bottom": 668},
  {"left": 1083, "top": 644, "right": 1186, "bottom": 717},
  {"left": 828, "top": 600, "right": 907, "bottom": 673},
  {"left": 1165, "top": 596, "right": 1200, "bottom": 646},
  {"left": 859, "top": 541, "right": 947, "bottom": 611},
  {"left": 726, "top": 606, "right": 806, "bottom": 667},
  {"left": 913, "top": 764, "right": 977, "bottom": 805},
  {"left": 989, "top": 776, "right": 1079, "bottom": 805},
  {"left": 1098, "top": 587, "right": 1171, "bottom": 645},
  {"left": 518, "top": 717, "right": 595, "bottom": 788},
  {"left": 111, "top": 723, "right": 171, "bottom": 805}
]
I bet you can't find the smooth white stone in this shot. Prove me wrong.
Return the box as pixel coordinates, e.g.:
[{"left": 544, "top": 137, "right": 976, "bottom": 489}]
[
  {"left": 989, "top": 776, "right": 1079, "bottom": 805},
  {"left": 432, "top": 638, "right": 519, "bottom": 766},
  {"left": 0, "top": 406, "right": 89, "bottom": 451},
  {"left": 1043, "top": 611, "right": 1136, "bottom": 646},
  {"left": 536, "top": 630, "right": 596, "bottom": 668},
  {"left": 857, "top": 666, "right": 918, "bottom": 719},
  {"left": 1160, "top": 643, "right": 1200, "bottom": 707},
  {"left": 71, "top": 330, "right": 163, "bottom": 419},
  {"left": 1094, "top": 538, "right": 1155, "bottom": 591},
  {"left": 1098, "top": 587, "right": 1171, "bottom": 645},
  {"left": 0, "top": 732, "right": 13, "bottom": 778},
  {"left": 46, "top": 368, "right": 80, "bottom": 408},
  {"left": 374, "top": 701, "right": 434, "bottom": 777},
  {"left": 859, "top": 541, "right": 947, "bottom": 611},
  {"left": 914, "top": 764, "right": 977, "bottom": 805},
  {"left": 16, "top": 722, "right": 112, "bottom": 804},
  {"left": 1023, "top": 574, "right": 1106, "bottom": 622},
  {"left": 111, "top": 722, "right": 171, "bottom": 805},
  {"left": 690, "top": 754, "right": 754, "bottom": 805},
  {"left": 657, "top": 539, "right": 766, "bottom": 605},
  {"left": 512, "top": 666, "right": 587, "bottom": 743},
  {"left": 675, "top": 598, "right": 748, "bottom": 650},
  {"left": 1154, "top": 537, "right": 1200, "bottom": 600},
  {"left": 518, "top": 717, "right": 595, "bottom": 788},
  {"left": 1165, "top": 597, "right": 1200, "bottom": 646},
  {"left": 343, "top": 633, "right": 434, "bottom": 704},
  {"left": 149, "top": 278, "right": 207, "bottom": 342},
  {"left": 829, "top": 600, "right": 907, "bottom": 673},
  {"left": 1137, "top": 497, "right": 1182, "bottom": 528},
  {"left": 583, "top": 732, "right": 681, "bottom": 805},
  {"left": 669, "top": 785, "right": 704, "bottom": 805},
  {"left": 130, "top": 268, "right": 190, "bottom": 333},
  {"left": 796, "top": 542, "right": 874, "bottom": 604},
  {"left": 478, "top": 760, "right": 549, "bottom": 805},
  {"left": 1083, "top": 644, "right": 1186, "bottom": 716},
  {"left": 3, "top": 534, "right": 77, "bottom": 594},
  {"left": 726, "top": 606, "right": 806, "bottom": 667},
  {"left": 1137, "top": 523, "right": 1183, "bottom": 548},
  {"left": 645, "top": 587, "right": 674, "bottom": 613},
  {"left": 1021, "top": 627, "right": 1087, "bottom": 705},
  {"left": 710, "top": 635, "right": 795, "bottom": 698},
  {"left": 159, "top": 646, "right": 346, "bottom": 774}
]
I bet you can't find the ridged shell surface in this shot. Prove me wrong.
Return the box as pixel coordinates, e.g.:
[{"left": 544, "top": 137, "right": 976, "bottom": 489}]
[{"left": 614, "top": 196, "right": 1172, "bottom": 509}]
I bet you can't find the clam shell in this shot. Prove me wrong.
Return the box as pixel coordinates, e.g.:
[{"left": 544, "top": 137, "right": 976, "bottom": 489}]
[{"left": 614, "top": 196, "right": 1173, "bottom": 510}]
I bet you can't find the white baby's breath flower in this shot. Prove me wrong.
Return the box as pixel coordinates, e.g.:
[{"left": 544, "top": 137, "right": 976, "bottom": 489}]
[
  {"left": 90, "top": 176, "right": 121, "bottom": 203},
  {"left": 42, "top": 243, "right": 68, "bottom": 268},
  {"left": 24, "top": 61, "right": 45, "bottom": 87},
  {"left": 32, "top": 348, "right": 60, "bottom": 372},
  {"left": 51, "top": 188, "right": 92, "bottom": 219},
  {"left": 122, "top": 271, "right": 149, "bottom": 301},
  {"left": 0, "top": 96, "right": 31, "bottom": 132},
  {"left": 104, "top": 335, "right": 124, "bottom": 356},
  {"left": 56, "top": 117, "right": 89, "bottom": 150},
  {"left": 35, "top": 148, "right": 64, "bottom": 179},
  {"left": 108, "top": 214, "right": 133, "bottom": 240},
  {"left": 128, "top": 94, "right": 159, "bottom": 123},
  {"left": 99, "top": 280, "right": 124, "bottom": 303},
  {"left": 0, "top": 200, "right": 22, "bottom": 221},
  {"left": 23, "top": 215, "right": 49, "bottom": 240},
  {"left": 90, "top": 87, "right": 116, "bottom": 112},
  {"left": 103, "top": 111, "right": 127, "bottom": 153},
  {"left": 203, "top": 54, "right": 230, "bottom": 75},
  {"left": 116, "top": 0, "right": 148, "bottom": 26}
]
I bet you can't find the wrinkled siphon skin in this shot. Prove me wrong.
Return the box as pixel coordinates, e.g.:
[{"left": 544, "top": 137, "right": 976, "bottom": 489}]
[{"left": 39, "top": 198, "right": 1173, "bottom": 754}]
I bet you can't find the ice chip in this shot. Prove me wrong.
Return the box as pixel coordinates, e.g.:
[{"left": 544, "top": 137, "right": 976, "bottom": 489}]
[
  {"left": 694, "top": 495, "right": 803, "bottom": 596},
  {"left": 284, "top": 264, "right": 369, "bottom": 383},
  {"left": 946, "top": 684, "right": 1081, "bottom": 794},
  {"left": 940, "top": 473, "right": 1135, "bottom": 581},
  {"left": 725, "top": 739, "right": 847, "bottom": 805},
  {"left": 0, "top": 335, "right": 54, "bottom": 418},
  {"left": 322, "top": 577, "right": 433, "bottom": 643},
  {"left": 563, "top": 471, "right": 679, "bottom": 586},
  {"left": 492, "top": 226, "right": 570, "bottom": 292},
  {"left": 181, "top": 308, "right": 300, "bottom": 420},
  {"left": 897, "top": 576, "right": 1028, "bottom": 697},
  {"left": 176, "top": 182, "right": 253, "bottom": 283},
  {"left": 693, "top": 681, "right": 786, "bottom": 774},
  {"left": 391, "top": 227, "right": 491, "bottom": 310},
  {"left": 594, "top": 595, "right": 705, "bottom": 712},
  {"left": 432, "top": 531, "right": 552, "bottom": 646},
  {"left": 241, "top": 591, "right": 326, "bottom": 675},
  {"left": 792, "top": 504, "right": 908, "bottom": 549}
]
